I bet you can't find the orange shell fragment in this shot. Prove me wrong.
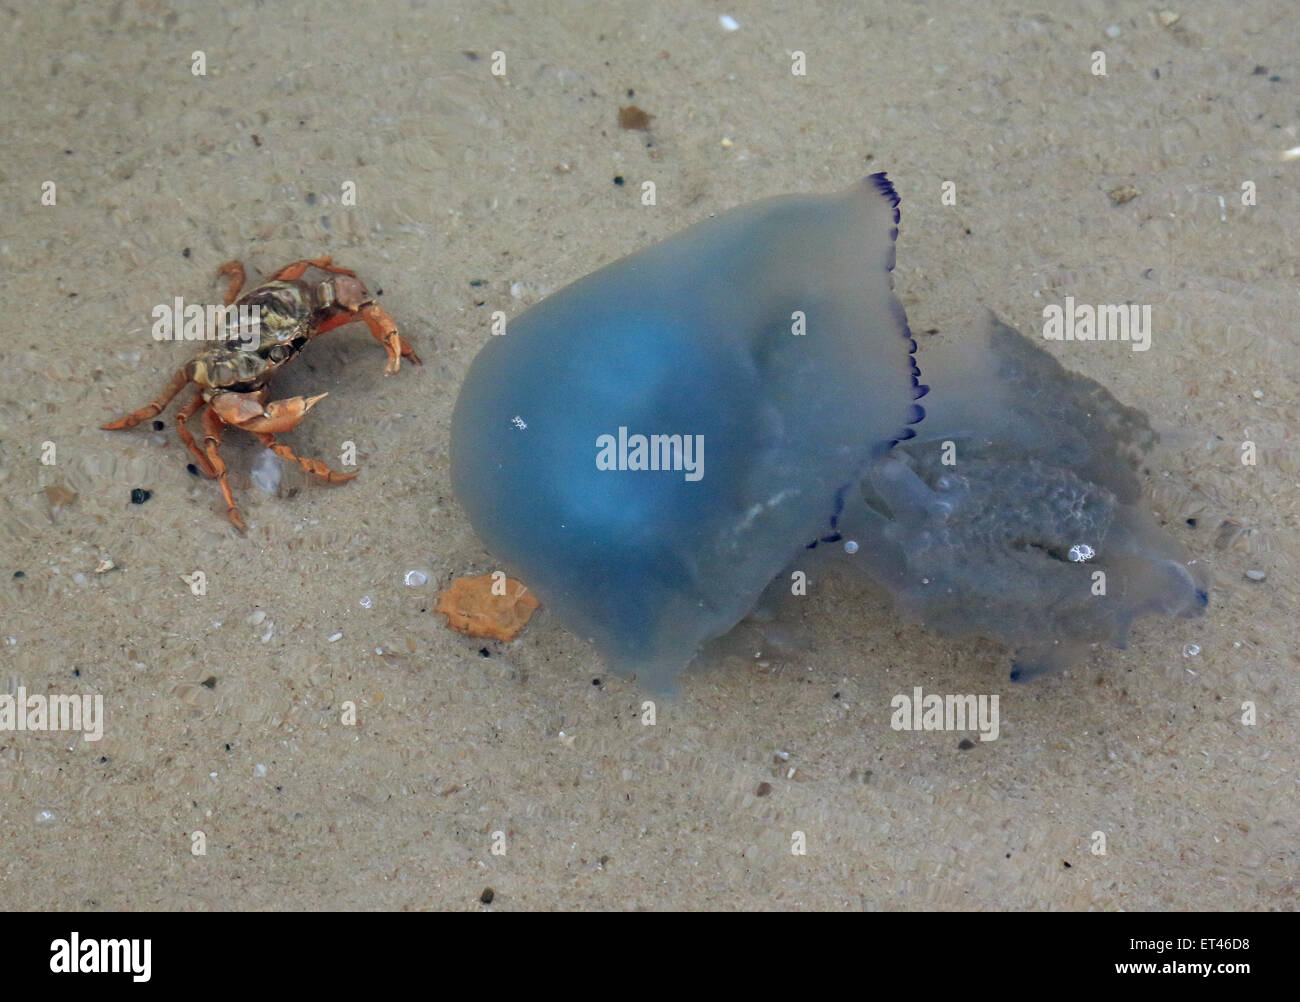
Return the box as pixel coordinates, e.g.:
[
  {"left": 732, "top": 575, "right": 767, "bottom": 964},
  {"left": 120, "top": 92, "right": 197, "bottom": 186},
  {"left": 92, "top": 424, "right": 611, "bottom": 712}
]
[{"left": 436, "top": 573, "right": 539, "bottom": 642}]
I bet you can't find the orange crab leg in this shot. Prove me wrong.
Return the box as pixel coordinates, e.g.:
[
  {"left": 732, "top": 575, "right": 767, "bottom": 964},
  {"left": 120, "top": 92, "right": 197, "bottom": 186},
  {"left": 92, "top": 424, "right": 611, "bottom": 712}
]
[
  {"left": 361, "top": 303, "right": 422, "bottom": 372},
  {"left": 253, "top": 432, "right": 358, "bottom": 485},
  {"left": 101, "top": 367, "right": 192, "bottom": 429},
  {"left": 216, "top": 260, "right": 247, "bottom": 305},
  {"left": 175, "top": 391, "right": 217, "bottom": 477},
  {"left": 200, "top": 406, "right": 246, "bottom": 532},
  {"left": 313, "top": 302, "right": 422, "bottom": 374},
  {"left": 267, "top": 256, "right": 356, "bottom": 282}
]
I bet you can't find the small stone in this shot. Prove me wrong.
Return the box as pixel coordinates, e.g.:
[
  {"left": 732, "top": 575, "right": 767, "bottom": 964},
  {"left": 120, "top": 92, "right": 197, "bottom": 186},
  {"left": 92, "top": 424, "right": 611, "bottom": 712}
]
[
  {"left": 436, "top": 573, "right": 540, "bottom": 642},
  {"left": 1244, "top": 569, "right": 1266, "bottom": 582},
  {"left": 755, "top": 782, "right": 772, "bottom": 797},
  {"left": 618, "top": 105, "right": 653, "bottom": 131},
  {"left": 480, "top": 887, "right": 495, "bottom": 904},
  {"left": 250, "top": 448, "right": 282, "bottom": 495}
]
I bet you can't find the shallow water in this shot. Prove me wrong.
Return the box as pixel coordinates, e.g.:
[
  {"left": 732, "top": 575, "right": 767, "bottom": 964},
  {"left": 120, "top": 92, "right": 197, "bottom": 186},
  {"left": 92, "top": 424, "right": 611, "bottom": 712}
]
[{"left": 0, "top": 0, "right": 1295, "bottom": 910}]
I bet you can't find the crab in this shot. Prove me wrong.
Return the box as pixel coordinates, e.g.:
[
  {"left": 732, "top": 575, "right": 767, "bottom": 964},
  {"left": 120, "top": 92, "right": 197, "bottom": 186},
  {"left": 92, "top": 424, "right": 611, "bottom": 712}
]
[{"left": 101, "top": 256, "right": 420, "bottom": 532}]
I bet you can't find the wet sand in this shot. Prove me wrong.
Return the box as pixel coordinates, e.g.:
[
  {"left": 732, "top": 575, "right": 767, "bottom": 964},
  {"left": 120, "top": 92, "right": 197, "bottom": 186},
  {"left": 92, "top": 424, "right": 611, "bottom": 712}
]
[{"left": 0, "top": 0, "right": 1295, "bottom": 909}]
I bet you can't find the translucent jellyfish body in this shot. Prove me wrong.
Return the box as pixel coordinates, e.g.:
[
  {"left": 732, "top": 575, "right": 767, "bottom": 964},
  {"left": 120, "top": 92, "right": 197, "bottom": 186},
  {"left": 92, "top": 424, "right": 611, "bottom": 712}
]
[{"left": 450, "top": 174, "right": 1207, "bottom": 687}]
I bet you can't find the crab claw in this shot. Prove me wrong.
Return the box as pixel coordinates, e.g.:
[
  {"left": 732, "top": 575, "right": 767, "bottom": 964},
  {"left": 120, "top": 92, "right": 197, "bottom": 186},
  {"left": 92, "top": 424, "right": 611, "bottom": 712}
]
[
  {"left": 359, "top": 303, "right": 421, "bottom": 374},
  {"left": 210, "top": 390, "right": 328, "bottom": 433},
  {"left": 239, "top": 393, "right": 329, "bottom": 433}
]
